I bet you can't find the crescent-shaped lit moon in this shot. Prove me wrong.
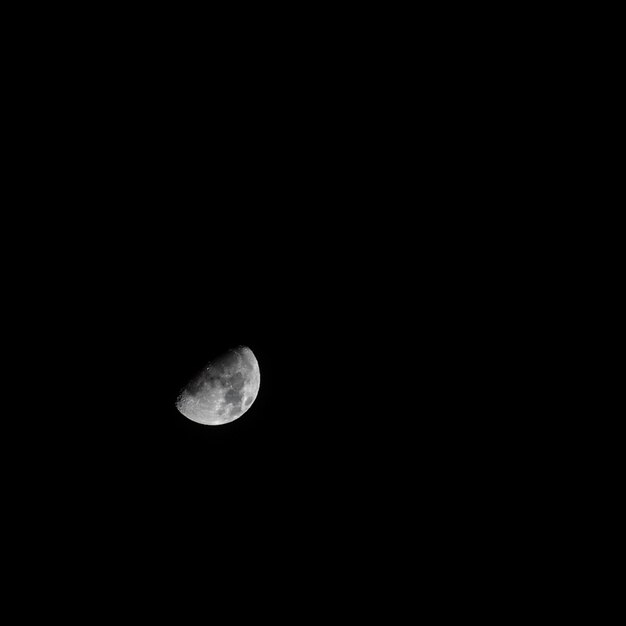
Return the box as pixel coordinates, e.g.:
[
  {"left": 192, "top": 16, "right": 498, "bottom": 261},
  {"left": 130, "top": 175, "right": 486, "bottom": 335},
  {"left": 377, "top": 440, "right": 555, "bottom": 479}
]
[{"left": 176, "top": 345, "right": 260, "bottom": 426}]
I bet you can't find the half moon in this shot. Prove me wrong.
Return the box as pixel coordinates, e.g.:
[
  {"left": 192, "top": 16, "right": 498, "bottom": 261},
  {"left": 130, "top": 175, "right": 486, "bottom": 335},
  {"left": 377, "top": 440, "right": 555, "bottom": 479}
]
[{"left": 176, "top": 345, "right": 260, "bottom": 426}]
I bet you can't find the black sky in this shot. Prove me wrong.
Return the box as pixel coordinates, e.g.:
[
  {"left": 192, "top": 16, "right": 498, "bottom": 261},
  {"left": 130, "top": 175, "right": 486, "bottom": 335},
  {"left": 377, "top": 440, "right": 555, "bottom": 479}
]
[{"left": 5, "top": 17, "right": 536, "bottom": 614}]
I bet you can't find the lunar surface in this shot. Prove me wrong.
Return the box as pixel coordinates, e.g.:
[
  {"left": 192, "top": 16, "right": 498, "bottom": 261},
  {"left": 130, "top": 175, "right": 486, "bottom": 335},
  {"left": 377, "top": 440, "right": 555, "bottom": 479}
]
[{"left": 176, "top": 345, "right": 260, "bottom": 425}]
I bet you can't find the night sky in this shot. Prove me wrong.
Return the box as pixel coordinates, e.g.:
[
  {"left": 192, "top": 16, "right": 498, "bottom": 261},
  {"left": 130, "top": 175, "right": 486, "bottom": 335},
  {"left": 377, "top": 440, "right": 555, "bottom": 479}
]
[
  {"left": 6, "top": 16, "right": 533, "bottom": 615},
  {"left": 14, "top": 131, "right": 509, "bottom": 612}
]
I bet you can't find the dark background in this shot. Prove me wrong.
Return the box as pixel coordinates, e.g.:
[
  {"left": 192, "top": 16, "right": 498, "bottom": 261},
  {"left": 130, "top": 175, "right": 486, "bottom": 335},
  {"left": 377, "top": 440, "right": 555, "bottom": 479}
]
[{"left": 3, "top": 9, "right": 549, "bottom": 616}]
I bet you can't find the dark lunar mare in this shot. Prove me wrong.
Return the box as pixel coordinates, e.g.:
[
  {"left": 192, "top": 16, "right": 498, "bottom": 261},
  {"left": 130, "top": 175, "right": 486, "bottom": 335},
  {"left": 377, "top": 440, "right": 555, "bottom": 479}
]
[
  {"left": 225, "top": 372, "right": 245, "bottom": 390},
  {"left": 215, "top": 353, "right": 247, "bottom": 412},
  {"left": 223, "top": 383, "right": 244, "bottom": 413}
]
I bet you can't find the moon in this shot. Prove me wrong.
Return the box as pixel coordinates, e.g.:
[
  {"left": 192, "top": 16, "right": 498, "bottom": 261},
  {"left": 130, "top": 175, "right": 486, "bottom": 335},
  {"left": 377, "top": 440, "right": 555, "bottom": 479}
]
[{"left": 176, "top": 345, "right": 260, "bottom": 426}]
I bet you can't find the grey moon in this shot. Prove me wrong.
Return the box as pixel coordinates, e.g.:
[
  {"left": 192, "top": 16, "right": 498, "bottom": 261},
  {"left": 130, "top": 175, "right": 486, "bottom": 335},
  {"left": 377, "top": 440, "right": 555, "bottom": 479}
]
[{"left": 176, "top": 345, "right": 260, "bottom": 426}]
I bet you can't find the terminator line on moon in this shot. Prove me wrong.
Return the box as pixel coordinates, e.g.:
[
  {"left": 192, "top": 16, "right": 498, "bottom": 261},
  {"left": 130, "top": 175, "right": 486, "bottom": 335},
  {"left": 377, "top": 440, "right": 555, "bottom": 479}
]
[{"left": 176, "top": 345, "right": 260, "bottom": 425}]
